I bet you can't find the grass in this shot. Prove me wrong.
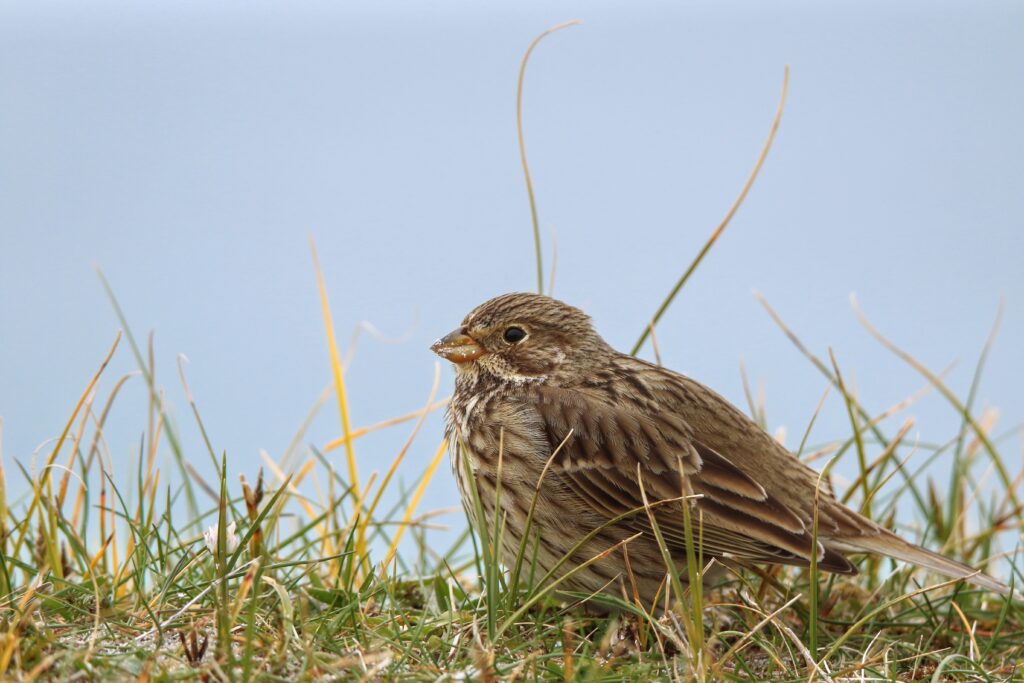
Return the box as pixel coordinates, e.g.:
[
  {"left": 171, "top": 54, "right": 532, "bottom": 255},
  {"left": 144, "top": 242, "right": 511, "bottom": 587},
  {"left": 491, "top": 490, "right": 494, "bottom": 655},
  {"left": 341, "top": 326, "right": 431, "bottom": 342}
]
[
  {"left": 3, "top": 25, "right": 1023, "bottom": 683},
  {"left": 1, "top": 261, "right": 1021, "bottom": 682}
]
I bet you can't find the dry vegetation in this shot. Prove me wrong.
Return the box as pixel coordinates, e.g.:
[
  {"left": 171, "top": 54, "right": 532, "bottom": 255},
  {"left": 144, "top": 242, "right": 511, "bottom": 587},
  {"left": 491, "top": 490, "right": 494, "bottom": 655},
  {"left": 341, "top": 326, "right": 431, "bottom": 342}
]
[{"left": 1, "top": 260, "right": 1021, "bottom": 681}]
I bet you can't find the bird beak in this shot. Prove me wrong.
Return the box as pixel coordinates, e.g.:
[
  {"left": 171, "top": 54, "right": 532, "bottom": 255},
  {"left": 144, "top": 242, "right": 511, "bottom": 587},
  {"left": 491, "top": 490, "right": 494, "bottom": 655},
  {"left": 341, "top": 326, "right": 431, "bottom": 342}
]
[{"left": 431, "top": 328, "right": 484, "bottom": 364}]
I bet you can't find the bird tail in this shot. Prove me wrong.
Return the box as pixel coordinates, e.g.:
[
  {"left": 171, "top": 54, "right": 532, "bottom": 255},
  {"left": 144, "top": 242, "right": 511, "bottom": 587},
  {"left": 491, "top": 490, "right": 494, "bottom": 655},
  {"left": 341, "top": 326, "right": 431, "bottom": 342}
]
[{"left": 836, "top": 532, "right": 1015, "bottom": 598}]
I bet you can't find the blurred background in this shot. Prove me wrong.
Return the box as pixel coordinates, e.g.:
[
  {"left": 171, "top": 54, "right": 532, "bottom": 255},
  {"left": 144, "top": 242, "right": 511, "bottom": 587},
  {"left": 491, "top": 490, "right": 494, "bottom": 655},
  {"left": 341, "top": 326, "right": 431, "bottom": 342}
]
[{"left": 1, "top": 1, "right": 1021, "bottom": 558}]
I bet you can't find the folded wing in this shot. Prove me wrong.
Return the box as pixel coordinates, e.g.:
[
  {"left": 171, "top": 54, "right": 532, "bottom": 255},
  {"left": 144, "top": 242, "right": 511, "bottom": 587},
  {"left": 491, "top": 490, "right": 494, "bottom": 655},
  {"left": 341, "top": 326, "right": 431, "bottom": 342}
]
[{"left": 533, "top": 383, "right": 857, "bottom": 574}]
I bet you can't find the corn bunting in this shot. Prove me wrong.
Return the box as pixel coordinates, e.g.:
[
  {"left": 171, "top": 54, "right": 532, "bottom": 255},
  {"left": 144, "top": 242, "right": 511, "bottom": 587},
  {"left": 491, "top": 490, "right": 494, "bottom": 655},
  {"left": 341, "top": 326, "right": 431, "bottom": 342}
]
[{"left": 431, "top": 293, "right": 1009, "bottom": 608}]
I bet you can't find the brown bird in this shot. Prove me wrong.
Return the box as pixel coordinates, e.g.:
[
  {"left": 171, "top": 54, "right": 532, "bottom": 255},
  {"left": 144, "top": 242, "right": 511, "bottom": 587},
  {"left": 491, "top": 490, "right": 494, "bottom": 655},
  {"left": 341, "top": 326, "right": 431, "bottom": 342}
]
[{"left": 431, "top": 293, "right": 1010, "bottom": 609}]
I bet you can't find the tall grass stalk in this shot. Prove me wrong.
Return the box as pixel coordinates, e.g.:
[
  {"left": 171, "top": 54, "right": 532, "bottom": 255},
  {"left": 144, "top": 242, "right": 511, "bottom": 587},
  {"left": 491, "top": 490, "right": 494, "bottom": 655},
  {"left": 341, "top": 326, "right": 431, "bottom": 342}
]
[{"left": 517, "top": 19, "right": 582, "bottom": 295}]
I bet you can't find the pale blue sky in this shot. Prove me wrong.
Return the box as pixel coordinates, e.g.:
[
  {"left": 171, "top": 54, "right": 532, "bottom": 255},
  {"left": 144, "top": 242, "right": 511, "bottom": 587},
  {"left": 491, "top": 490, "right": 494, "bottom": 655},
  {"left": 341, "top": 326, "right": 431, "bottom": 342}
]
[{"left": 1, "top": 1, "right": 1021, "bottom": 554}]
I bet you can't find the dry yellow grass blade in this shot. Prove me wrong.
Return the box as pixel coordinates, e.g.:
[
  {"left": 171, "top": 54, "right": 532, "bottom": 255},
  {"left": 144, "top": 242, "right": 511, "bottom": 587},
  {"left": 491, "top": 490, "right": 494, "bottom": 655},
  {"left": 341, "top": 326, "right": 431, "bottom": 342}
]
[
  {"left": 308, "top": 235, "right": 366, "bottom": 570},
  {"left": 11, "top": 331, "right": 120, "bottom": 571},
  {"left": 517, "top": 19, "right": 582, "bottom": 295},
  {"left": 632, "top": 66, "right": 790, "bottom": 356},
  {"left": 55, "top": 386, "right": 96, "bottom": 510},
  {"left": 364, "top": 364, "right": 441, "bottom": 523},
  {"left": 323, "top": 398, "right": 449, "bottom": 453},
  {"left": 383, "top": 438, "right": 448, "bottom": 569},
  {"left": 0, "top": 572, "right": 48, "bottom": 674},
  {"left": 86, "top": 533, "right": 115, "bottom": 578},
  {"left": 260, "top": 453, "right": 319, "bottom": 522}
]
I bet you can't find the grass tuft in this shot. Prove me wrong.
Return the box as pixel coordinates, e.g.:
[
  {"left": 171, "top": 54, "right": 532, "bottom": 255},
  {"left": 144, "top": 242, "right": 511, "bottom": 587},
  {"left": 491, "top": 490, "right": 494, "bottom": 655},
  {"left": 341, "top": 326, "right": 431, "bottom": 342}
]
[{"left": 1, "top": 268, "right": 1022, "bottom": 680}]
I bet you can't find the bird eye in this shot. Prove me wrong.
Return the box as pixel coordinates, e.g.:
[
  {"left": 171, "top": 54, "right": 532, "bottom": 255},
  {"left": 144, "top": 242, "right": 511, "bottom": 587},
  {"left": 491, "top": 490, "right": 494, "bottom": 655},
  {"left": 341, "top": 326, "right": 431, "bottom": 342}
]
[{"left": 503, "top": 326, "right": 527, "bottom": 344}]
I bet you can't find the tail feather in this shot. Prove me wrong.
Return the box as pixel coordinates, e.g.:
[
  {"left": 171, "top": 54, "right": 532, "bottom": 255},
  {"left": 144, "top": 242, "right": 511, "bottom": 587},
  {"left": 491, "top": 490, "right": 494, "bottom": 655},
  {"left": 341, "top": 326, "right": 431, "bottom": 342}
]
[{"left": 835, "top": 532, "right": 1015, "bottom": 598}]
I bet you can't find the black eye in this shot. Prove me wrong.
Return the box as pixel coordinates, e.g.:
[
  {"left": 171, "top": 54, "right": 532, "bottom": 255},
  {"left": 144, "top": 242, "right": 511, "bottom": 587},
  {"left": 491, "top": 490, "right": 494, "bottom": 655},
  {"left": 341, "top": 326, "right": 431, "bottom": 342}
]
[{"left": 503, "top": 326, "right": 527, "bottom": 344}]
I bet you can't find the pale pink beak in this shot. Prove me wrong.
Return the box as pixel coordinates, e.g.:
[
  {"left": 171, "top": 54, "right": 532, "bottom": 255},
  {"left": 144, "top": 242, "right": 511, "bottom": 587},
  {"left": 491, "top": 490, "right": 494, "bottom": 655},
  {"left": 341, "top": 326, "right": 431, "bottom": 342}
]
[{"left": 431, "top": 328, "right": 485, "bottom": 364}]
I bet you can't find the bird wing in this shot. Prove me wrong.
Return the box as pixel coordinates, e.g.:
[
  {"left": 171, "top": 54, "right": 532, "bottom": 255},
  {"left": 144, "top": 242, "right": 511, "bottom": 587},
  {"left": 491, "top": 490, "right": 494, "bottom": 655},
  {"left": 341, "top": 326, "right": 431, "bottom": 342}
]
[
  {"left": 533, "top": 382, "right": 857, "bottom": 573},
  {"left": 640, "top": 363, "right": 878, "bottom": 538}
]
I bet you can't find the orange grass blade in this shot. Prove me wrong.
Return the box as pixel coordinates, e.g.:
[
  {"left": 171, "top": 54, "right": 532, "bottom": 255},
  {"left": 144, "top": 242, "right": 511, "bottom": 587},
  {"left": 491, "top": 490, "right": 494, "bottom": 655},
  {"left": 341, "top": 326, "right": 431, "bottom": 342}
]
[
  {"left": 11, "top": 331, "right": 120, "bottom": 560},
  {"left": 0, "top": 573, "right": 47, "bottom": 674},
  {"left": 309, "top": 237, "right": 359, "bottom": 493},
  {"left": 364, "top": 364, "right": 441, "bottom": 522},
  {"left": 631, "top": 67, "right": 790, "bottom": 356},
  {"left": 55, "top": 387, "right": 96, "bottom": 510},
  {"left": 517, "top": 19, "right": 582, "bottom": 294},
  {"left": 383, "top": 438, "right": 448, "bottom": 569},
  {"left": 323, "top": 398, "right": 449, "bottom": 453},
  {"left": 309, "top": 236, "right": 366, "bottom": 569},
  {"left": 86, "top": 533, "right": 115, "bottom": 577},
  {"left": 102, "top": 448, "right": 122, "bottom": 595}
]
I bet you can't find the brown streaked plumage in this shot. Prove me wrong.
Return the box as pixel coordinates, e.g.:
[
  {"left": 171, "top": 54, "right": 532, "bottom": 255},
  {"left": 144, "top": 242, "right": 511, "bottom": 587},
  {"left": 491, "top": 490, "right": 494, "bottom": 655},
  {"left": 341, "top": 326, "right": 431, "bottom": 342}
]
[{"left": 431, "top": 293, "right": 1010, "bottom": 609}]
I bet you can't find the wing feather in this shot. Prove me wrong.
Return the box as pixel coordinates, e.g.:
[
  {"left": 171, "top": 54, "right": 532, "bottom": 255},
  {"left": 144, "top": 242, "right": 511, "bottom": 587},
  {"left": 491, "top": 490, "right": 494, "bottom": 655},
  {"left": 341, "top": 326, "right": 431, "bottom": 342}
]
[{"left": 533, "top": 384, "right": 855, "bottom": 572}]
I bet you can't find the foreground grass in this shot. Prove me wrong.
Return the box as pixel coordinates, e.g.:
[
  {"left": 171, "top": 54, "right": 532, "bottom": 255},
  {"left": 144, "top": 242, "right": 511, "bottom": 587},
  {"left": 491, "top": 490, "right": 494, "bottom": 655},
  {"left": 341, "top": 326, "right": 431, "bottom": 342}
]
[{"left": 1, "top": 282, "right": 1021, "bottom": 682}]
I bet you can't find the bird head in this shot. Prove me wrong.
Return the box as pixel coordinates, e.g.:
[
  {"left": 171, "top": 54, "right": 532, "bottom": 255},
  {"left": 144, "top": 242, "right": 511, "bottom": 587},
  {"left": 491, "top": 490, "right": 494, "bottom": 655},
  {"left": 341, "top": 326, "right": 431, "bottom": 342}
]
[{"left": 431, "top": 293, "right": 609, "bottom": 383}]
